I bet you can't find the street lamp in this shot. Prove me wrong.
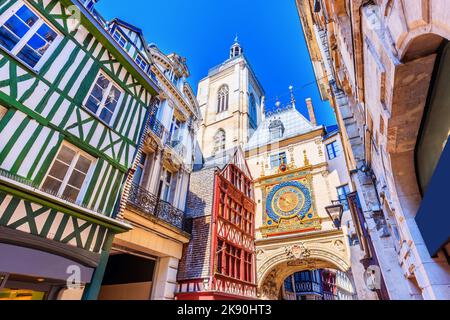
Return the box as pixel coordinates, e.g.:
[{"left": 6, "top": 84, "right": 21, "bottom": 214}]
[{"left": 325, "top": 201, "right": 344, "bottom": 230}]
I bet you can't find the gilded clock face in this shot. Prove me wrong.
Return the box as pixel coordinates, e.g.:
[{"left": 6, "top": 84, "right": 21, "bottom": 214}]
[
  {"left": 266, "top": 181, "right": 312, "bottom": 223},
  {"left": 272, "top": 186, "right": 305, "bottom": 218}
]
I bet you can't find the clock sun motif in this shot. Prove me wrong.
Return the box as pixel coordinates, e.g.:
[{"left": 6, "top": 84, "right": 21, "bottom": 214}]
[{"left": 266, "top": 181, "right": 313, "bottom": 223}]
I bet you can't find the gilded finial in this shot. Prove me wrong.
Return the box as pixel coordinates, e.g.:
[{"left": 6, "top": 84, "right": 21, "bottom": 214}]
[{"left": 304, "top": 150, "right": 310, "bottom": 167}]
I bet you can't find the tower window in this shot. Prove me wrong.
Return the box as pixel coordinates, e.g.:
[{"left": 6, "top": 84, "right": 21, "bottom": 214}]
[
  {"left": 214, "top": 129, "right": 226, "bottom": 154},
  {"left": 217, "top": 85, "right": 229, "bottom": 113},
  {"left": 249, "top": 94, "right": 258, "bottom": 129}
]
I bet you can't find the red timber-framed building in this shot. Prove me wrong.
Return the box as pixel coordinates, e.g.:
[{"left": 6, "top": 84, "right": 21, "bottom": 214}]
[{"left": 176, "top": 148, "right": 257, "bottom": 300}]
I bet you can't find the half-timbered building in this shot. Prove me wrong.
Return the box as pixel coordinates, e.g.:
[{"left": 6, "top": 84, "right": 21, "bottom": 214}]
[
  {"left": 0, "top": 0, "right": 160, "bottom": 300},
  {"left": 177, "top": 147, "right": 257, "bottom": 300},
  {"left": 91, "top": 15, "right": 201, "bottom": 299}
]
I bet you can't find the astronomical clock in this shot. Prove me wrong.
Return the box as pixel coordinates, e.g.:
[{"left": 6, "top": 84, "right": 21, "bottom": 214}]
[{"left": 261, "top": 169, "right": 321, "bottom": 237}]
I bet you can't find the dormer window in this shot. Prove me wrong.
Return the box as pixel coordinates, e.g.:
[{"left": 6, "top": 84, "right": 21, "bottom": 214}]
[
  {"left": 269, "top": 119, "right": 285, "bottom": 140},
  {"left": 135, "top": 53, "right": 148, "bottom": 71},
  {"left": 112, "top": 29, "right": 127, "bottom": 48}
]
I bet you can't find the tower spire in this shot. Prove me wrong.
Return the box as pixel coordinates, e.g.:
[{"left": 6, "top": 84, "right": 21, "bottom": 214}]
[{"left": 230, "top": 35, "right": 243, "bottom": 58}]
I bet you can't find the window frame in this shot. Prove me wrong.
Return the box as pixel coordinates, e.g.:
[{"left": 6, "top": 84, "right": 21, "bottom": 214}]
[
  {"left": 132, "top": 152, "right": 147, "bottom": 186},
  {"left": 214, "top": 129, "right": 226, "bottom": 154},
  {"left": 248, "top": 94, "right": 258, "bottom": 128},
  {"left": 83, "top": 70, "right": 124, "bottom": 126},
  {"left": 159, "top": 169, "right": 173, "bottom": 202},
  {"left": 0, "top": 1, "right": 62, "bottom": 71},
  {"left": 326, "top": 141, "right": 340, "bottom": 160},
  {"left": 270, "top": 152, "right": 287, "bottom": 168},
  {"left": 337, "top": 184, "right": 351, "bottom": 210},
  {"left": 135, "top": 53, "right": 148, "bottom": 72},
  {"left": 41, "top": 141, "right": 96, "bottom": 204},
  {"left": 217, "top": 85, "right": 229, "bottom": 114},
  {"left": 112, "top": 28, "right": 127, "bottom": 48}
]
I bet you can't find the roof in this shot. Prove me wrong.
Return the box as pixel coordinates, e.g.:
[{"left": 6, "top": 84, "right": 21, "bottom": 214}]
[
  {"left": 323, "top": 125, "right": 339, "bottom": 140},
  {"left": 195, "top": 147, "right": 252, "bottom": 179},
  {"left": 246, "top": 104, "right": 324, "bottom": 151}
]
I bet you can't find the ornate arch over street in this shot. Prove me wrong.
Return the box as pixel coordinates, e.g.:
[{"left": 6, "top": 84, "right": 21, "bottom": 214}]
[{"left": 256, "top": 230, "right": 352, "bottom": 300}]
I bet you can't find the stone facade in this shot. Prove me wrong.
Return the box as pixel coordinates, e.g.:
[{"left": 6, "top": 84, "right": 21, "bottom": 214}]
[{"left": 296, "top": 0, "right": 450, "bottom": 300}]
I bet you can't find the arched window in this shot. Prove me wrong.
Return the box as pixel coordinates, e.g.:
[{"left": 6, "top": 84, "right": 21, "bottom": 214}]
[
  {"left": 217, "top": 85, "right": 229, "bottom": 113},
  {"left": 249, "top": 94, "right": 258, "bottom": 129},
  {"left": 214, "top": 129, "right": 226, "bottom": 154}
]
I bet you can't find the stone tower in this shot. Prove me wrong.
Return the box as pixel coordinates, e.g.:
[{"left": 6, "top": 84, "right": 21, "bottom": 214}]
[{"left": 196, "top": 37, "right": 265, "bottom": 159}]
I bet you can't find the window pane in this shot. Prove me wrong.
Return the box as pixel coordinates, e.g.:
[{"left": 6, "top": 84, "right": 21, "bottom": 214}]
[
  {"left": 67, "top": 170, "right": 86, "bottom": 189},
  {"left": 57, "top": 146, "right": 76, "bottom": 164},
  {"left": 99, "top": 108, "right": 113, "bottom": 124},
  {"left": 75, "top": 156, "right": 91, "bottom": 173},
  {"left": 0, "top": 26, "right": 20, "bottom": 51},
  {"left": 104, "top": 86, "right": 121, "bottom": 112},
  {"left": 36, "top": 24, "right": 57, "bottom": 44},
  {"left": 86, "top": 96, "right": 101, "bottom": 114},
  {"left": 42, "top": 176, "right": 62, "bottom": 194},
  {"left": 26, "top": 33, "right": 47, "bottom": 54},
  {"left": 4, "top": 15, "right": 29, "bottom": 38},
  {"left": 17, "top": 43, "right": 41, "bottom": 67},
  {"left": 48, "top": 160, "right": 70, "bottom": 180},
  {"left": 62, "top": 185, "right": 80, "bottom": 202},
  {"left": 16, "top": 5, "right": 39, "bottom": 28}
]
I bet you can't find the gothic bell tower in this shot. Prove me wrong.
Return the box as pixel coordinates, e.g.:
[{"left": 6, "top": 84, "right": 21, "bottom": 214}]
[{"left": 196, "top": 37, "right": 266, "bottom": 159}]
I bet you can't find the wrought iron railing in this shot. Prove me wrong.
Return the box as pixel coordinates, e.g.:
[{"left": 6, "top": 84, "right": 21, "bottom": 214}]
[
  {"left": 149, "top": 116, "right": 165, "bottom": 140},
  {"left": 156, "top": 199, "right": 184, "bottom": 230},
  {"left": 128, "top": 183, "right": 186, "bottom": 231}
]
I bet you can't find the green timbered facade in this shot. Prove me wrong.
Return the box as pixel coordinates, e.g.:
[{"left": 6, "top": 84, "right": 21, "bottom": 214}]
[{"left": 0, "top": 0, "right": 159, "bottom": 300}]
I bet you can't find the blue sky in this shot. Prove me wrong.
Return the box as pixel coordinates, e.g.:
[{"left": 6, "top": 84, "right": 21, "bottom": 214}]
[{"left": 96, "top": 0, "right": 336, "bottom": 126}]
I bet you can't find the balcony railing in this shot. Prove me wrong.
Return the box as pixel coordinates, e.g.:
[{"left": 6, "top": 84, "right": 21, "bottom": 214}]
[
  {"left": 149, "top": 116, "right": 165, "bottom": 140},
  {"left": 128, "top": 183, "right": 185, "bottom": 231},
  {"left": 165, "top": 138, "right": 186, "bottom": 158},
  {"left": 156, "top": 199, "right": 184, "bottom": 230}
]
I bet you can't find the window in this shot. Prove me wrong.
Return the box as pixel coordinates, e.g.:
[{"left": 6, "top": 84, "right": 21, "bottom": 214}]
[
  {"left": 135, "top": 53, "right": 148, "bottom": 71},
  {"left": 269, "top": 119, "right": 285, "bottom": 140},
  {"left": 244, "top": 251, "right": 253, "bottom": 283},
  {"left": 326, "top": 141, "right": 341, "bottom": 160},
  {"left": 159, "top": 169, "right": 172, "bottom": 202},
  {"left": 0, "top": 3, "right": 59, "bottom": 69},
  {"left": 217, "top": 85, "right": 229, "bottom": 113},
  {"left": 42, "top": 144, "right": 94, "bottom": 203},
  {"left": 214, "top": 129, "right": 226, "bottom": 154},
  {"left": 249, "top": 94, "right": 258, "bottom": 129},
  {"left": 0, "top": 105, "right": 7, "bottom": 121},
  {"left": 132, "top": 153, "right": 147, "bottom": 186},
  {"left": 270, "top": 152, "right": 287, "bottom": 168},
  {"left": 337, "top": 185, "right": 351, "bottom": 210},
  {"left": 220, "top": 243, "right": 241, "bottom": 279},
  {"left": 112, "top": 29, "right": 127, "bottom": 48},
  {"left": 168, "top": 117, "right": 182, "bottom": 145},
  {"left": 85, "top": 72, "right": 122, "bottom": 124}
]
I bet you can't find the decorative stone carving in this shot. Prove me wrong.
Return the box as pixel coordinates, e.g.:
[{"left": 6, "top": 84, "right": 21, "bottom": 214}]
[
  {"left": 334, "top": 240, "right": 345, "bottom": 252},
  {"left": 259, "top": 269, "right": 279, "bottom": 299},
  {"left": 285, "top": 243, "right": 311, "bottom": 260}
]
